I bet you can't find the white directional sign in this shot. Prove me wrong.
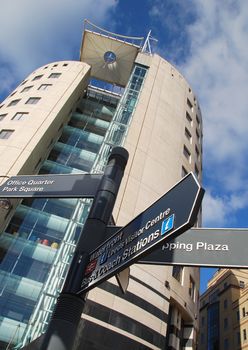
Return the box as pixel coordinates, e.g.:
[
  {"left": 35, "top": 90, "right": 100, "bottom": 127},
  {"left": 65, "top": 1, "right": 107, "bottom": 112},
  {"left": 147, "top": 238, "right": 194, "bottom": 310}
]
[
  {"left": 0, "top": 174, "right": 102, "bottom": 198},
  {"left": 77, "top": 173, "right": 204, "bottom": 294},
  {"left": 138, "top": 228, "right": 248, "bottom": 268}
]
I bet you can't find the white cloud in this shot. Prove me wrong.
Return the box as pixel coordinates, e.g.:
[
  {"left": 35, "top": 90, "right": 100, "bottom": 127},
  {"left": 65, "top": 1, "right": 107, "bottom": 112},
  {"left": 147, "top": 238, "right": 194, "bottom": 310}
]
[{"left": 0, "top": 0, "right": 117, "bottom": 96}]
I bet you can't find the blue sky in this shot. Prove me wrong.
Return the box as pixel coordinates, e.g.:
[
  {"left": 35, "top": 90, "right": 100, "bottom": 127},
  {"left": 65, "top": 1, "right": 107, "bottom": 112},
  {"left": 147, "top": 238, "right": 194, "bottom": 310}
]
[{"left": 0, "top": 0, "right": 248, "bottom": 293}]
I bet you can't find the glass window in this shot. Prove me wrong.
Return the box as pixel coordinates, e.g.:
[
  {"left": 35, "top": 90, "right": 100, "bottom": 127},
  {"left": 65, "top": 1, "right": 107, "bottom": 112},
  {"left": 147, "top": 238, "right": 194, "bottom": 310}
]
[
  {"left": 196, "top": 114, "right": 200, "bottom": 126},
  {"left": 32, "top": 75, "right": 43, "bottom": 81},
  {"left": 0, "top": 114, "right": 7, "bottom": 121},
  {"left": 237, "top": 332, "right": 241, "bottom": 345},
  {"left": 243, "top": 329, "right": 247, "bottom": 341},
  {"left": 172, "top": 266, "right": 183, "bottom": 283},
  {"left": 189, "top": 276, "right": 195, "bottom": 300},
  {"left": 224, "top": 299, "right": 228, "bottom": 309},
  {"left": 196, "top": 128, "right": 200, "bottom": 141},
  {"left": 224, "top": 317, "right": 228, "bottom": 329},
  {"left": 63, "top": 63, "right": 68, "bottom": 67},
  {"left": 195, "top": 145, "right": 200, "bottom": 160},
  {"left": 49, "top": 73, "right": 61, "bottom": 79},
  {"left": 181, "top": 166, "right": 188, "bottom": 178},
  {"left": 185, "top": 127, "right": 192, "bottom": 142},
  {"left": 8, "top": 99, "right": 20, "bottom": 107},
  {"left": 183, "top": 145, "right": 191, "bottom": 161},
  {"left": 240, "top": 280, "right": 245, "bottom": 288},
  {"left": 0, "top": 129, "right": 14, "bottom": 139},
  {"left": 38, "top": 84, "right": 52, "bottom": 91},
  {"left": 224, "top": 338, "right": 229, "bottom": 350},
  {"left": 237, "top": 310, "right": 240, "bottom": 321},
  {"left": 26, "top": 97, "right": 41, "bottom": 105},
  {"left": 243, "top": 307, "right": 246, "bottom": 317},
  {"left": 186, "top": 111, "right": 192, "bottom": 125},
  {"left": 187, "top": 98, "right": 193, "bottom": 110},
  {"left": 12, "top": 112, "right": 29, "bottom": 121},
  {"left": 21, "top": 86, "right": 33, "bottom": 93}
]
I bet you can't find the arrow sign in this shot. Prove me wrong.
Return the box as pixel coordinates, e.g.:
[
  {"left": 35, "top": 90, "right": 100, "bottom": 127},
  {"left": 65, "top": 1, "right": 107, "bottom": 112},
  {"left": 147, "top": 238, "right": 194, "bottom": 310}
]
[
  {"left": 138, "top": 228, "right": 248, "bottom": 268},
  {"left": 0, "top": 173, "right": 102, "bottom": 198},
  {"left": 77, "top": 173, "right": 204, "bottom": 294}
]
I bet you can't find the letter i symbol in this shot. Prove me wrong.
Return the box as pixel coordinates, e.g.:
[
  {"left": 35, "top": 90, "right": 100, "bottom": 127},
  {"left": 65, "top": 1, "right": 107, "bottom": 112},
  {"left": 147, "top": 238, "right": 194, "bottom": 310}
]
[{"left": 161, "top": 214, "right": 175, "bottom": 236}]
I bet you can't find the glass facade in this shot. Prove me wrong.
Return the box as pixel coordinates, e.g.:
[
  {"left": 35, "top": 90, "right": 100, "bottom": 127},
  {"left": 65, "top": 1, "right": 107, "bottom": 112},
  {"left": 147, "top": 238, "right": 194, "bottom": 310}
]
[
  {"left": 207, "top": 302, "right": 220, "bottom": 350},
  {"left": 0, "top": 63, "right": 148, "bottom": 349}
]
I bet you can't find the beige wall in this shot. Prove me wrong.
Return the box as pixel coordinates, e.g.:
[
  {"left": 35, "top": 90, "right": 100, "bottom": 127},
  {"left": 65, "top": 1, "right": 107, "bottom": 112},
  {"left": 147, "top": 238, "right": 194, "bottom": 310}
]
[
  {"left": 0, "top": 60, "right": 90, "bottom": 232},
  {"left": 88, "top": 53, "right": 202, "bottom": 348}
]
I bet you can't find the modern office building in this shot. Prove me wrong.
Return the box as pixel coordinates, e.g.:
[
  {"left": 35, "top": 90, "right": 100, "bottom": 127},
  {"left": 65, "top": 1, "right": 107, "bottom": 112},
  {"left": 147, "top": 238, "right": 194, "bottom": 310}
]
[
  {"left": 0, "top": 21, "right": 203, "bottom": 349},
  {"left": 199, "top": 269, "right": 248, "bottom": 350}
]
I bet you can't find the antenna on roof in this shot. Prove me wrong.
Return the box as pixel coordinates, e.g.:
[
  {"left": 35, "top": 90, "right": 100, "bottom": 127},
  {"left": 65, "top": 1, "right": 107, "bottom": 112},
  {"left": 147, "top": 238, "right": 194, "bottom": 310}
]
[{"left": 141, "top": 30, "right": 158, "bottom": 55}]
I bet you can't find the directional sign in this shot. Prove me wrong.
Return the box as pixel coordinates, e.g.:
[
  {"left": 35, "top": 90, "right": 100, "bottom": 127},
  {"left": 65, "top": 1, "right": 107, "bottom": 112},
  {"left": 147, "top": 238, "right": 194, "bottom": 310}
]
[
  {"left": 77, "top": 172, "right": 204, "bottom": 294},
  {"left": 138, "top": 228, "right": 248, "bottom": 268},
  {"left": 0, "top": 173, "right": 102, "bottom": 198}
]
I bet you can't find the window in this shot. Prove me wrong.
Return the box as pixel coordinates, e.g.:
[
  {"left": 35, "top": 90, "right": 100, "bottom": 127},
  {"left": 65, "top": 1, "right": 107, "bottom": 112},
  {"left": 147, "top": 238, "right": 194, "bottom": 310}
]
[
  {"left": 0, "top": 129, "right": 14, "bottom": 139},
  {"left": 12, "top": 112, "right": 29, "bottom": 121},
  {"left": 195, "top": 145, "right": 200, "bottom": 160},
  {"left": 244, "top": 329, "right": 247, "bottom": 341},
  {"left": 201, "top": 316, "right": 205, "bottom": 326},
  {"left": 181, "top": 166, "right": 188, "bottom": 178},
  {"left": 187, "top": 98, "right": 193, "bottom": 110},
  {"left": 185, "top": 127, "right": 192, "bottom": 142},
  {"left": 63, "top": 63, "right": 68, "bottom": 67},
  {"left": 0, "top": 114, "right": 7, "bottom": 121},
  {"left": 224, "top": 299, "right": 228, "bottom": 309},
  {"left": 8, "top": 99, "right": 20, "bottom": 107},
  {"left": 32, "top": 75, "right": 43, "bottom": 81},
  {"left": 195, "top": 164, "right": 199, "bottom": 178},
  {"left": 53, "top": 64, "right": 58, "bottom": 67},
  {"left": 183, "top": 145, "right": 191, "bottom": 161},
  {"left": 237, "top": 332, "right": 241, "bottom": 345},
  {"left": 186, "top": 111, "right": 192, "bottom": 124},
  {"left": 224, "top": 338, "right": 229, "bottom": 350},
  {"left": 237, "top": 310, "right": 240, "bottom": 321},
  {"left": 26, "top": 97, "right": 41, "bottom": 105},
  {"left": 38, "top": 84, "right": 52, "bottom": 91},
  {"left": 224, "top": 317, "right": 228, "bottom": 330},
  {"left": 189, "top": 276, "right": 195, "bottom": 300},
  {"left": 49, "top": 73, "right": 61, "bottom": 79},
  {"left": 243, "top": 307, "right": 246, "bottom": 317},
  {"left": 196, "top": 128, "right": 200, "bottom": 141},
  {"left": 196, "top": 114, "right": 200, "bottom": 126},
  {"left": 21, "top": 86, "right": 33, "bottom": 93},
  {"left": 240, "top": 280, "right": 245, "bottom": 288},
  {"left": 172, "top": 266, "right": 183, "bottom": 283}
]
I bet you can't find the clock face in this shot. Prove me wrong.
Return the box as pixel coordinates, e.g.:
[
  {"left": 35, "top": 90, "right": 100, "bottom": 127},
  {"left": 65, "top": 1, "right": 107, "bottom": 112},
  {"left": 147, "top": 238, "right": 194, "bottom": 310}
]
[{"left": 103, "top": 51, "right": 117, "bottom": 64}]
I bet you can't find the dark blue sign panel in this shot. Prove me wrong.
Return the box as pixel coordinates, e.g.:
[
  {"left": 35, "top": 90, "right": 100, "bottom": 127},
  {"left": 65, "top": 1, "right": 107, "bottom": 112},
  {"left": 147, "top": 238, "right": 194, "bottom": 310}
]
[
  {"left": 0, "top": 174, "right": 102, "bottom": 198},
  {"left": 77, "top": 173, "right": 204, "bottom": 294}
]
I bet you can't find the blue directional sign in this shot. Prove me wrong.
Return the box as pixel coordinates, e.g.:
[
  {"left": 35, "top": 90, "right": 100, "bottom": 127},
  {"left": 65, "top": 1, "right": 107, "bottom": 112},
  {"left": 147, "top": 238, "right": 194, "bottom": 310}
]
[{"left": 77, "top": 173, "right": 204, "bottom": 294}]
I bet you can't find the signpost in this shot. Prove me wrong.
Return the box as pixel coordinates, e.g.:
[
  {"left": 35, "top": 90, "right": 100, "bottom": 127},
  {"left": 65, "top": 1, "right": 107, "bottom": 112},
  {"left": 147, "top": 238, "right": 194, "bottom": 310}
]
[
  {"left": 138, "top": 228, "right": 248, "bottom": 268},
  {"left": 0, "top": 173, "right": 102, "bottom": 198},
  {"left": 77, "top": 173, "right": 204, "bottom": 294}
]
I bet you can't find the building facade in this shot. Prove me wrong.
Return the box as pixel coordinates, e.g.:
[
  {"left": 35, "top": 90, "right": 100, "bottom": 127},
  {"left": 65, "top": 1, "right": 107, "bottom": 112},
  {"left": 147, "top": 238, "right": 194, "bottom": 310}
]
[
  {"left": 0, "top": 23, "right": 203, "bottom": 349},
  {"left": 199, "top": 269, "right": 248, "bottom": 350}
]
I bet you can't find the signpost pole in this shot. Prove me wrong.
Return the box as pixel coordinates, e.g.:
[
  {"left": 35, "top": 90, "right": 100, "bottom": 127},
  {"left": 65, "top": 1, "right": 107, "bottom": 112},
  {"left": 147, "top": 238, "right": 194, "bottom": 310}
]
[{"left": 40, "top": 147, "right": 129, "bottom": 350}]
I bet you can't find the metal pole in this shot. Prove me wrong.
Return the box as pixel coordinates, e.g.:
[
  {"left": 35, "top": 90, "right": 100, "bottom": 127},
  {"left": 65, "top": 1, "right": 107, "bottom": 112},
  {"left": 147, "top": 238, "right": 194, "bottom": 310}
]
[{"left": 40, "top": 147, "right": 129, "bottom": 350}]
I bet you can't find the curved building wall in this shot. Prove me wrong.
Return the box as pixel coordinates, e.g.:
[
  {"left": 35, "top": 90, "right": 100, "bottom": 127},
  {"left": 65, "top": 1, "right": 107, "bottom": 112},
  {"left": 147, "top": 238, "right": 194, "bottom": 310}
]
[{"left": 83, "top": 53, "right": 202, "bottom": 350}]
